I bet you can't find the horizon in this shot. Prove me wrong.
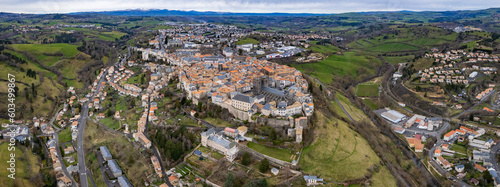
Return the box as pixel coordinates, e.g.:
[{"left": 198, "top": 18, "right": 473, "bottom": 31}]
[{"left": 2, "top": 0, "right": 500, "bottom": 14}]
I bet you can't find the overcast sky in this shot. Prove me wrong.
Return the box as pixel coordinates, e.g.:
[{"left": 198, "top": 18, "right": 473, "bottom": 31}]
[{"left": 1, "top": 0, "right": 499, "bottom": 14}]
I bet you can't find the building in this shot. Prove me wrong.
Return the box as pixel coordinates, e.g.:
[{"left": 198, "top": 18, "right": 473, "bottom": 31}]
[
  {"left": 224, "top": 127, "right": 238, "bottom": 138},
  {"left": 151, "top": 156, "right": 163, "bottom": 177},
  {"left": 381, "top": 110, "right": 406, "bottom": 123},
  {"left": 100, "top": 146, "right": 112, "bottom": 161},
  {"left": 108, "top": 159, "right": 123, "bottom": 177},
  {"left": 117, "top": 175, "right": 133, "bottom": 187},
  {"left": 443, "top": 130, "right": 456, "bottom": 141},
  {"left": 201, "top": 128, "right": 239, "bottom": 161},
  {"left": 232, "top": 94, "right": 253, "bottom": 111},
  {"left": 303, "top": 175, "right": 324, "bottom": 186}
]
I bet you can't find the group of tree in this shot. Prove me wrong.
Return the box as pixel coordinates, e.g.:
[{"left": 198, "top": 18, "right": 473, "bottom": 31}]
[
  {"left": 26, "top": 68, "right": 37, "bottom": 79},
  {"left": 151, "top": 126, "right": 198, "bottom": 164}
]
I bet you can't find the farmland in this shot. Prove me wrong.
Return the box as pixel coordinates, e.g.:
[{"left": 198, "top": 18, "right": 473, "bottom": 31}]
[{"left": 292, "top": 52, "right": 382, "bottom": 84}]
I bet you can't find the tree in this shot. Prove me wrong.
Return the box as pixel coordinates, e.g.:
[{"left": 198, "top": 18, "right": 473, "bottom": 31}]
[
  {"left": 259, "top": 158, "right": 269, "bottom": 173},
  {"left": 319, "top": 84, "right": 323, "bottom": 91},
  {"left": 484, "top": 170, "right": 494, "bottom": 184},
  {"left": 241, "top": 152, "right": 251, "bottom": 166},
  {"left": 224, "top": 172, "right": 235, "bottom": 187},
  {"left": 198, "top": 101, "right": 203, "bottom": 111}
]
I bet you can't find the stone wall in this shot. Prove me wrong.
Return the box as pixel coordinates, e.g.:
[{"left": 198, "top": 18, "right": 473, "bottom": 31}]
[{"left": 256, "top": 117, "right": 291, "bottom": 127}]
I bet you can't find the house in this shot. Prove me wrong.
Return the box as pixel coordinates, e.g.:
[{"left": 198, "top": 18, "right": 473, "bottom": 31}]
[
  {"left": 224, "top": 127, "right": 238, "bottom": 138},
  {"left": 436, "top": 156, "right": 452, "bottom": 169},
  {"left": 455, "top": 165, "right": 465, "bottom": 173},
  {"left": 100, "top": 146, "right": 112, "bottom": 161},
  {"left": 443, "top": 130, "right": 456, "bottom": 141},
  {"left": 470, "top": 178, "right": 479, "bottom": 186},
  {"left": 236, "top": 126, "right": 248, "bottom": 136},
  {"left": 475, "top": 163, "right": 487, "bottom": 172},
  {"left": 151, "top": 156, "right": 163, "bottom": 177},
  {"left": 169, "top": 175, "right": 179, "bottom": 186},
  {"left": 303, "top": 175, "right": 324, "bottom": 186},
  {"left": 434, "top": 149, "right": 441, "bottom": 157}
]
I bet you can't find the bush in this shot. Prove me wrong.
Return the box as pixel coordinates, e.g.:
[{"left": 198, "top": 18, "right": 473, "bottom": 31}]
[
  {"left": 241, "top": 152, "right": 251, "bottom": 166},
  {"left": 259, "top": 158, "right": 269, "bottom": 173}
]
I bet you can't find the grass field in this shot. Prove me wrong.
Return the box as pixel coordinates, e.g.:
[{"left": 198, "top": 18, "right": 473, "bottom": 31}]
[
  {"left": 100, "top": 117, "right": 120, "bottom": 130},
  {"left": 236, "top": 38, "right": 259, "bottom": 45},
  {"left": 292, "top": 52, "right": 381, "bottom": 84},
  {"left": 367, "top": 43, "right": 420, "bottom": 52},
  {"left": 362, "top": 98, "right": 380, "bottom": 110},
  {"left": 336, "top": 92, "right": 372, "bottom": 123},
  {"left": 309, "top": 44, "right": 339, "bottom": 54},
  {"left": 204, "top": 117, "right": 232, "bottom": 127},
  {"left": 59, "top": 127, "right": 73, "bottom": 143},
  {"left": 383, "top": 55, "right": 415, "bottom": 65},
  {"left": 299, "top": 112, "right": 394, "bottom": 184},
  {"left": 0, "top": 143, "right": 37, "bottom": 187},
  {"left": 10, "top": 43, "right": 79, "bottom": 66},
  {"left": 84, "top": 121, "right": 152, "bottom": 187},
  {"left": 247, "top": 142, "right": 296, "bottom": 162},
  {"left": 356, "top": 83, "right": 380, "bottom": 97}
]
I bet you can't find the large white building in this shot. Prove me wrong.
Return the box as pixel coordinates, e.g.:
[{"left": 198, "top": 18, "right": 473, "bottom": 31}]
[
  {"left": 381, "top": 110, "right": 406, "bottom": 123},
  {"left": 201, "top": 128, "right": 239, "bottom": 162}
]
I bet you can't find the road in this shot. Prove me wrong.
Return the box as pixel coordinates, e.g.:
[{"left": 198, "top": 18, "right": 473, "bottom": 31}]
[
  {"left": 53, "top": 133, "right": 78, "bottom": 187},
  {"left": 142, "top": 95, "right": 174, "bottom": 187},
  {"left": 76, "top": 68, "right": 108, "bottom": 187},
  {"left": 334, "top": 96, "right": 354, "bottom": 122},
  {"left": 490, "top": 143, "right": 500, "bottom": 172},
  {"left": 452, "top": 89, "right": 496, "bottom": 119}
]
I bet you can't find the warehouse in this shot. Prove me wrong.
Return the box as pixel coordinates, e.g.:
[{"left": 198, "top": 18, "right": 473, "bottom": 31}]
[{"left": 381, "top": 110, "right": 406, "bottom": 123}]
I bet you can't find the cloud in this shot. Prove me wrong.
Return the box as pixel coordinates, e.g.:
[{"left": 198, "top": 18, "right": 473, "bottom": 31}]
[{"left": 0, "top": 0, "right": 499, "bottom": 14}]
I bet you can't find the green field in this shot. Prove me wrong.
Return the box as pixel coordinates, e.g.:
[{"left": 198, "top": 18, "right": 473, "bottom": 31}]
[
  {"left": 236, "top": 38, "right": 259, "bottom": 45},
  {"left": 362, "top": 98, "right": 379, "bottom": 110},
  {"left": 204, "top": 117, "right": 232, "bottom": 127},
  {"left": 292, "top": 52, "right": 381, "bottom": 84},
  {"left": 59, "top": 127, "right": 73, "bottom": 143},
  {"left": 383, "top": 55, "right": 415, "bottom": 65},
  {"left": 356, "top": 83, "right": 380, "bottom": 97},
  {"left": 367, "top": 43, "right": 420, "bottom": 52},
  {"left": 300, "top": 112, "right": 394, "bottom": 184},
  {"left": 10, "top": 43, "right": 79, "bottom": 66},
  {"left": 0, "top": 143, "right": 38, "bottom": 187},
  {"left": 309, "top": 44, "right": 339, "bottom": 54},
  {"left": 84, "top": 121, "right": 152, "bottom": 187},
  {"left": 336, "top": 92, "right": 372, "bottom": 123},
  {"left": 247, "top": 142, "right": 295, "bottom": 162},
  {"left": 100, "top": 118, "right": 120, "bottom": 130}
]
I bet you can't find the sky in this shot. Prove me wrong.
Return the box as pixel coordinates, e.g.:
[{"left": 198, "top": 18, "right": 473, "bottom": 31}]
[{"left": 1, "top": 0, "right": 499, "bottom": 14}]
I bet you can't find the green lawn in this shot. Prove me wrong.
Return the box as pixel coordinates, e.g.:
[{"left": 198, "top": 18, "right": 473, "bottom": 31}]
[
  {"left": 211, "top": 151, "right": 225, "bottom": 160},
  {"left": 449, "top": 144, "right": 467, "bottom": 155},
  {"left": 292, "top": 52, "right": 381, "bottom": 84},
  {"left": 247, "top": 142, "right": 295, "bottom": 162},
  {"left": 236, "top": 38, "right": 259, "bottom": 45},
  {"left": 100, "top": 117, "right": 120, "bottom": 130},
  {"left": 59, "top": 127, "right": 73, "bottom": 143},
  {"left": 362, "top": 98, "right": 379, "bottom": 110},
  {"left": 356, "top": 83, "right": 380, "bottom": 97}
]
